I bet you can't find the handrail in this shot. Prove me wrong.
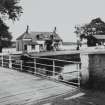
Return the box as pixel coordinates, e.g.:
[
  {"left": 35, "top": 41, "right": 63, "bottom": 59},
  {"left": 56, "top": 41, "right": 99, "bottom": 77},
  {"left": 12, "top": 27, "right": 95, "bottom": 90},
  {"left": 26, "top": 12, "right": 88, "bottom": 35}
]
[
  {"left": 1, "top": 54, "right": 81, "bottom": 64},
  {"left": 36, "top": 62, "right": 64, "bottom": 69},
  {"left": 63, "top": 70, "right": 79, "bottom": 74},
  {"left": 31, "top": 56, "right": 81, "bottom": 64}
]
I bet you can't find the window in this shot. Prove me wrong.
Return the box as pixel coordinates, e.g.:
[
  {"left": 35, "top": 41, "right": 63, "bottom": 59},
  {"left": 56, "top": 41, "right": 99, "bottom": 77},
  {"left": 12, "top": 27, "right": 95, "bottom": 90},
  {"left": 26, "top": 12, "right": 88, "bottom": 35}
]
[{"left": 31, "top": 45, "right": 35, "bottom": 50}]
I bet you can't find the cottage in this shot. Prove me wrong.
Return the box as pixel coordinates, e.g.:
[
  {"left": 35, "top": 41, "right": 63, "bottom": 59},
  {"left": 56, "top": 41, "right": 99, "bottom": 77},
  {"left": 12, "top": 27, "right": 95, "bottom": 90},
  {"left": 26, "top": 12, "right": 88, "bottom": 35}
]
[{"left": 16, "top": 26, "right": 62, "bottom": 52}]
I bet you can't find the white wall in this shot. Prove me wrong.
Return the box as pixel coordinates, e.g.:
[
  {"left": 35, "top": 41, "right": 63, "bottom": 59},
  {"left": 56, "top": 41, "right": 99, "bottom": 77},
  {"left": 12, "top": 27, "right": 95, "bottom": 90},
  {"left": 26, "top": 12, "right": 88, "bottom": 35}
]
[
  {"left": 27, "top": 45, "right": 32, "bottom": 53},
  {"left": 27, "top": 45, "right": 40, "bottom": 53}
]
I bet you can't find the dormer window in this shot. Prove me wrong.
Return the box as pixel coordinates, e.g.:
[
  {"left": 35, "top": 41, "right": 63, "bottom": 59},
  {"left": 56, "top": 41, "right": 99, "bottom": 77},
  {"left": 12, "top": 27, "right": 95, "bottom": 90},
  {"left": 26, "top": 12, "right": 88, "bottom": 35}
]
[{"left": 36, "top": 34, "right": 43, "bottom": 40}]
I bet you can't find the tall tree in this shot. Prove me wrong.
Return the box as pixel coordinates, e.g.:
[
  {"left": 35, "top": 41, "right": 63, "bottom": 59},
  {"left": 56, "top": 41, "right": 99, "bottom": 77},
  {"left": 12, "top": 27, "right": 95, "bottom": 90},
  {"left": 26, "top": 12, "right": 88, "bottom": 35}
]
[
  {"left": 74, "top": 18, "right": 105, "bottom": 46},
  {"left": 0, "top": 0, "right": 22, "bottom": 52},
  {"left": 0, "top": 0, "right": 22, "bottom": 21},
  {"left": 0, "top": 18, "right": 12, "bottom": 52}
]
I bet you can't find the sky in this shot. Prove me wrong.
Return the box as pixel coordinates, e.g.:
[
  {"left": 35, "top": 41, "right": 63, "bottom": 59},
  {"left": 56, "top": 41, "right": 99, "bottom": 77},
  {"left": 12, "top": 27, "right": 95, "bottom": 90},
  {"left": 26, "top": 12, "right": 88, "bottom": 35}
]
[{"left": 6, "top": 0, "right": 105, "bottom": 42}]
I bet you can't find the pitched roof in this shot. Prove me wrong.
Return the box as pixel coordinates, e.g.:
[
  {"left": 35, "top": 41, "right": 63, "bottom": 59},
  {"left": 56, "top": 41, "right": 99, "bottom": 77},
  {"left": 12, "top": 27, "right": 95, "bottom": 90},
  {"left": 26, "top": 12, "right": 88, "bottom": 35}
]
[
  {"left": 16, "top": 32, "right": 62, "bottom": 41},
  {"left": 16, "top": 32, "right": 27, "bottom": 40},
  {"left": 93, "top": 35, "right": 105, "bottom": 40}
]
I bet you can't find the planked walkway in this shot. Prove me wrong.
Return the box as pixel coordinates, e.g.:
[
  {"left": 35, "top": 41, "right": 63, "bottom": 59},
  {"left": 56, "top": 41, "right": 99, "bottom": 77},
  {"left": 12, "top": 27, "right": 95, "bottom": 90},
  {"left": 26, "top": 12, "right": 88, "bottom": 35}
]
[{"left": 0, "top": 67, "right": 78, "bottom": 105}]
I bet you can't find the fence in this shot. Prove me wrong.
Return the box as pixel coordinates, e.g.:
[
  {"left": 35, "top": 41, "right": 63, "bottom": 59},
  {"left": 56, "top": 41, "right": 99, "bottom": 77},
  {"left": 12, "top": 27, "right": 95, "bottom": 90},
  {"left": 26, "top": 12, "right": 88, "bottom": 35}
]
[{"left": 0, "top": 54, "right": 81, "bottom": 87}]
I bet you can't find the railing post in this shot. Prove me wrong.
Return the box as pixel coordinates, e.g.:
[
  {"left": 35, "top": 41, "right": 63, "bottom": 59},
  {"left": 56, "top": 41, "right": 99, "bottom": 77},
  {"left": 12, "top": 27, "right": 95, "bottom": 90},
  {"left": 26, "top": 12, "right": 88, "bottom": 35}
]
[
  {"left": 53, "top": 60, "right": 55, "bottom": 77},
  {"left": 9, "top": 55, "right": 12, "bottom": 68},
  {"left": 77, "top": 63, "right": 80, "bottom": 87},
  {"left": 34, "top": 58, "right": 36, "bottom": 74},
  {"left": 1, "top": 54, "right": 3, "bottom": 67},
  {"left": 20, "top": 60, "right": 23, "bottom": 71}
]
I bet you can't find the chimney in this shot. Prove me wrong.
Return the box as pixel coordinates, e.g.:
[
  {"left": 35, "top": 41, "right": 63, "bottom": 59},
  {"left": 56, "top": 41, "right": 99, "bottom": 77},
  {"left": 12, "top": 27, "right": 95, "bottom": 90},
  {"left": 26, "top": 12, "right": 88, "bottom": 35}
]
[
  {"left": 53, "top": 26, "right": 56, "bottom": 33},
  {"left": 26, "top": 25, "right": 29, "bottom": 33}
]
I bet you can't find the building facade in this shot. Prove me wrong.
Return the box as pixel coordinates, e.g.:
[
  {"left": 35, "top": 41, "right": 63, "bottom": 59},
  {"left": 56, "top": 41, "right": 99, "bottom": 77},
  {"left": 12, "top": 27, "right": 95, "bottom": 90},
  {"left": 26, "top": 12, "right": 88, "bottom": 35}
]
[{"left": 16, "top": 27, "right": 62, "bottom": 53}]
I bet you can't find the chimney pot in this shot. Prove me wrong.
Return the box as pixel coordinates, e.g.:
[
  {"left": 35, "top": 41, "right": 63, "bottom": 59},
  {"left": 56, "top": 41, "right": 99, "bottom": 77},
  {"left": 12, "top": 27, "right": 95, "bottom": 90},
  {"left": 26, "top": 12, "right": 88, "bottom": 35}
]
[{"left": 26, "top": 25, "right": 29, "bottom": 33}]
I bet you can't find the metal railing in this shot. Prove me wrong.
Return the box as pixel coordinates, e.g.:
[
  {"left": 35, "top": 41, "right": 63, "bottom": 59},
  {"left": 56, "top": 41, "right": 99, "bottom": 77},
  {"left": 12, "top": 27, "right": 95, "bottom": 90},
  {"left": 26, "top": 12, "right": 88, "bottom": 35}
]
[{"left": 0, "top": 54, "right": 81, "bottom": 87}]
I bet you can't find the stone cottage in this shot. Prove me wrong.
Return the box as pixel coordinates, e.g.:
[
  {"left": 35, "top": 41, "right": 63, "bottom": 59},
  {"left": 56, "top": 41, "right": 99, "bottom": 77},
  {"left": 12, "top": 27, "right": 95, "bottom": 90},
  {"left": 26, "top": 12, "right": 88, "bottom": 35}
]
[{"left": 16, "top": 26, "right": 62, "bottom": 52}]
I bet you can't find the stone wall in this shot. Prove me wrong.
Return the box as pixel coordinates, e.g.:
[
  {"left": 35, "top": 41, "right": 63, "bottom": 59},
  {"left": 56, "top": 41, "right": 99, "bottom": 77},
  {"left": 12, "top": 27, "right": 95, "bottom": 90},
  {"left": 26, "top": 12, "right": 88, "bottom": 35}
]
[
  {"left": 81, "top": 53, "right": 105, "bottom": 89},
  {"left": 89, "top": 54, "right": 105, "bottom": 89},
  {"left": 80, "top": 54, "right": 89, "bottom": 85}
]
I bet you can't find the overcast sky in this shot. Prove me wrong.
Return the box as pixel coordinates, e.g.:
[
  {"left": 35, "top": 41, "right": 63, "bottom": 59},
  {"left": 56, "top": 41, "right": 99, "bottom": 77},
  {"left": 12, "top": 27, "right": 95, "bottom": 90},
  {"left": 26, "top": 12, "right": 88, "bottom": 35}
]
[{"left": 6, "top": 0, "right": 105, "bottom": 42}]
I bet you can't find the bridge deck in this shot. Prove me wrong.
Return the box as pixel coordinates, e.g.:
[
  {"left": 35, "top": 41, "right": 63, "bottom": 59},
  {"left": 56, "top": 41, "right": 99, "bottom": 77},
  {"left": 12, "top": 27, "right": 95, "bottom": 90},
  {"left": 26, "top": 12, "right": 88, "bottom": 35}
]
[{"left": 0, "top": 67, "right": 78, "bottom": 105}]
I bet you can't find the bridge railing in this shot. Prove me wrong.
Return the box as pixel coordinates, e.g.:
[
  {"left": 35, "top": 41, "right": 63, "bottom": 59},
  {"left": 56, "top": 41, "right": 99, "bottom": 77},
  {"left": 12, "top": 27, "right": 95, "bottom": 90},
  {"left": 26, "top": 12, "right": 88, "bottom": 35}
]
[{"left": 0, "top": 54, "right": 81, "bottom": 87}]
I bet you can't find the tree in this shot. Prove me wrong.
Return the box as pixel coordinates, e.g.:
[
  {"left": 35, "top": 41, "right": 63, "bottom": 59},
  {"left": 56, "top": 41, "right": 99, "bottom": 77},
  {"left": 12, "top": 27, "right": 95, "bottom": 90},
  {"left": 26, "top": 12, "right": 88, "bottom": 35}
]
[
  {"left": 0, "top": 0, "right": 22, "bottom": 52},
  {"left": 0, "top": 0, "right": 22, "bottom": 21},
  {"left": 74, "top": 18, "right": 105, "bottom": 46},
  {"left": 0, "top": 18, "right": 12, "bottom": 52}
]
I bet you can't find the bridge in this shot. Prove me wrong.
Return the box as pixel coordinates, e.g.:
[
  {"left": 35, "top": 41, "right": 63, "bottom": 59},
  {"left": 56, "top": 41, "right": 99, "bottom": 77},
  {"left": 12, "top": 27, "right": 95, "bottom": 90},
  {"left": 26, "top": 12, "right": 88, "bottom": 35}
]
[{"left": 0, "top": 48, "right": 105, "bottom": 104}]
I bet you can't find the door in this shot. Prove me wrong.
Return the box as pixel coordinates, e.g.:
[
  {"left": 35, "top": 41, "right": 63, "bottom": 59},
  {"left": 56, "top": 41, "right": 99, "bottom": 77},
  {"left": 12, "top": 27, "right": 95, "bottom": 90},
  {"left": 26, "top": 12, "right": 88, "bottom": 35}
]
[{"left": 24, "top": 45, "right": 27, "bottom": 51}]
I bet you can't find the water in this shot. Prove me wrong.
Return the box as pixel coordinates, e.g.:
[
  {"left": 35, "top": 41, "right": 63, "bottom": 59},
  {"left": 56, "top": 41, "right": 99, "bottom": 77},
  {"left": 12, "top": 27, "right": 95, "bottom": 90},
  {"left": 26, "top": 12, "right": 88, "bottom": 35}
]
[
  {"left": 63, "top": 63, "right": 79, "bottom": 72},
  {"left": 61, "top": 45, "right": 77, "bottom": 50}
]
